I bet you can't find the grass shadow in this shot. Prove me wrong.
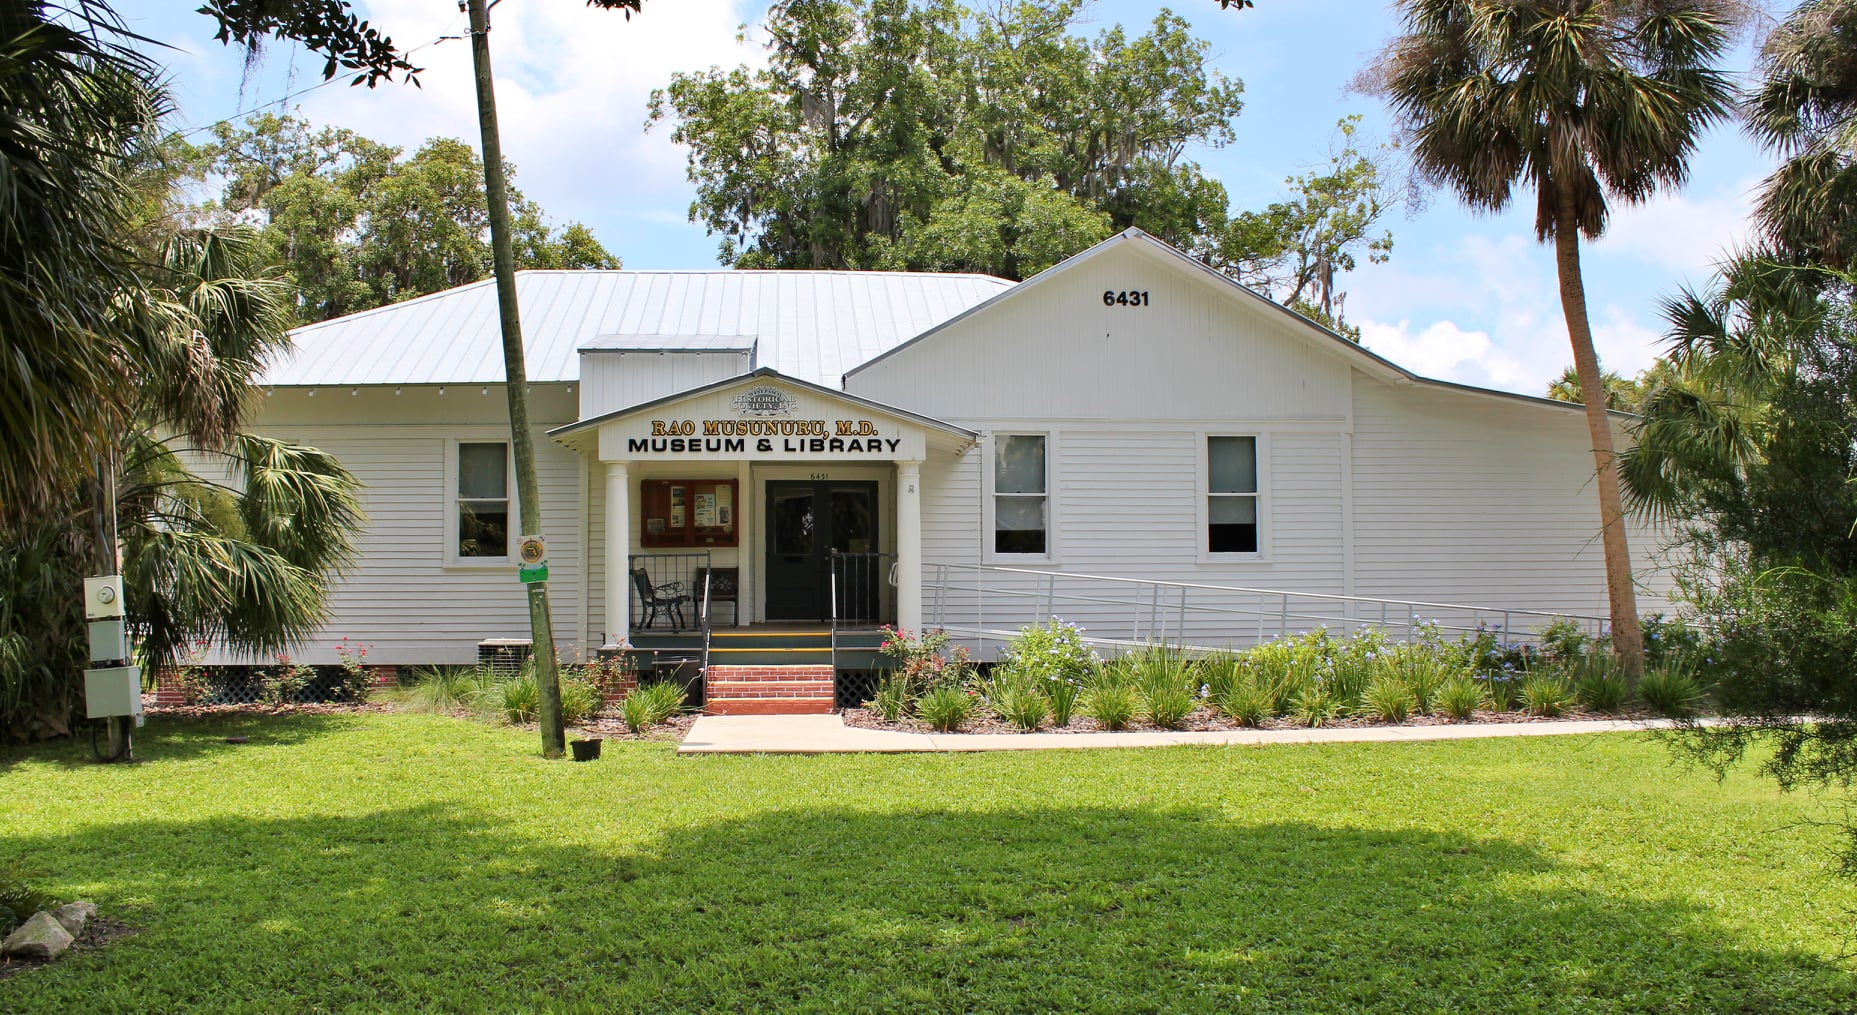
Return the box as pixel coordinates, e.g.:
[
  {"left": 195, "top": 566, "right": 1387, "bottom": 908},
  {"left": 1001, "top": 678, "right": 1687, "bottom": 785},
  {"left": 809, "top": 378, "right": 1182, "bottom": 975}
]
[
  {"left": 0, "top": 711, "right": 371, "bottom": 771},
  {"left": 3, "top": 800, "right": 1852, "bottom": 1012}
]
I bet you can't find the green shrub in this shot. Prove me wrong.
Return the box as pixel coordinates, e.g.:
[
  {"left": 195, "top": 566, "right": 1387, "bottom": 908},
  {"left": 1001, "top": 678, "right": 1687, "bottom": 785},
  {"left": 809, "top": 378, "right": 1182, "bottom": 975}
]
[
  {"left": 1637, "top": 664, "right": 1704, "bottom": 718},
  {"left": 1435, "top": 675, "right": 1487, "bottom": 722},
  {"left": 1122, "top": 650, "right": 1197, "bottom": 729},
  {"left": 1540, "top": 617, "right": 1594, "bottom": 663},
  {"left": 1520, "top": 673, "right": 1573, "bottom": 718},
  {"left": 560, "top": 678, "right": 602, "bottom": 724},
  {"left": 999, "top": 619, "right": 1099, "bottom": 683},
  {"left": 396, "top": 667, "right": 486, "bottom": 714},
  {"left": 868, "top": 675, "right": 910, "bottom": 722},
  {"left": 1045, "top": 677, "right": 1083, "bottom": 727},
  {"left": 1359, "top": 674, "right": 1415, "bottom": 723},
  {"left": 1080, "top": 682, "right": 1138, "bottom": 730},
  {"left": 1291, "top": 687, "right": 1344, "bottom": 728},
  {"left": 992, "top": 682, "right": 1050, "bottom": 731},
  {"left": 1571, "top": 660, "right": 1628, "bottom": 714},
  {"left": 619, "top": 680, "right": 687, "bottom": 733},
  {"left": 1218, "top": 677, "right": 1274, "bottom": 727},
  {"left": 1482, "top": 674, "right": 1519, "bottom": 712},
  {"left": 501, "top": 674, "right": 541, "bottom": 724},
  {"left": 917, "top": 684, "right": 976, "bottom": 732}
]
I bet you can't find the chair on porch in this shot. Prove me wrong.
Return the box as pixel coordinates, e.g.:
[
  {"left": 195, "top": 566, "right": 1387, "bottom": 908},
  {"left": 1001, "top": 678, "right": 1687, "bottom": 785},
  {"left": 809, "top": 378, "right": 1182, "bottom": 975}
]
[
  {"left": 693, "top": 567, "right": 739, "bottom": 627},
  {"left": 632, "top": 567, "right": 691, "bottom": 631}
]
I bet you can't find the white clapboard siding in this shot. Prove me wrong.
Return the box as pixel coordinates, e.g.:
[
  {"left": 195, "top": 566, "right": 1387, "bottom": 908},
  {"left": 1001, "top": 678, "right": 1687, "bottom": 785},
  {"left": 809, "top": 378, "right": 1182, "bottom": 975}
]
[
  {"left": 919, "top": 426, "right": 1349, "bottom": 652},
  {"left": 848, "top": 238, "right": 1353, "bottom": 423},
  {"left": 246, "top": 421, "right": 585, "bottom": 666},
  {"left": 1349, "top": 374, "right": 1672, "bottom": 620}
]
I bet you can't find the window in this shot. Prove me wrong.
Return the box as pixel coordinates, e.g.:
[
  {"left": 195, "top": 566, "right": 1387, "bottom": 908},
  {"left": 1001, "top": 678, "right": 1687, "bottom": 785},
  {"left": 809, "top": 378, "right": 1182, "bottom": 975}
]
[
  {"left": 1207, "top": 435, "right": 1259, "bottom": 554},
  {"left": 457, "top": 442, "right": 511, "bottom": 558},
  {"left": 994, "top": 434, "right": 1047, "bottom": 555}
]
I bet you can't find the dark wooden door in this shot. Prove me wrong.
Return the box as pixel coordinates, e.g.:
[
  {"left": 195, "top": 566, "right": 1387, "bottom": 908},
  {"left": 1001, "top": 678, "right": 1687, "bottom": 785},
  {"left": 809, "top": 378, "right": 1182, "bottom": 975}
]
[{"left": 764, "top": 481, "right": 877, "bottom": 621}]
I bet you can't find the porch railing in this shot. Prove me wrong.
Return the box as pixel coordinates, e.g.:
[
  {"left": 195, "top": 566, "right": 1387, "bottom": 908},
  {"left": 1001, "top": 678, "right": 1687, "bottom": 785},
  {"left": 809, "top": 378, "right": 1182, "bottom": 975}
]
[
  {"left": 629, "top": 551, "right": 712, "bottom": 675},
  {"left": 830, "top": 551, "right": 897, "bottom": 671},
  {"left": 925, "top": 562, "right": 1607, "bottom": 658}
]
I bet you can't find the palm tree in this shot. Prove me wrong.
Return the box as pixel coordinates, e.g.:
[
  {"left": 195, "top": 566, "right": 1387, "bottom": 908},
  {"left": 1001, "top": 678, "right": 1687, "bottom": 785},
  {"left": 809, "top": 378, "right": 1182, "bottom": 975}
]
[
  {"left": 1372, "top": 0, "right": 1737, "bottom": 673},
  {"left": 0, "top": 1, "right": 160, "bottom": 526},
  {"left": 1, "top": 225, "right": 364, "bottom": 735},
  {"left": 1746, "top": 0, "right": 1857, "bottom": 269}
]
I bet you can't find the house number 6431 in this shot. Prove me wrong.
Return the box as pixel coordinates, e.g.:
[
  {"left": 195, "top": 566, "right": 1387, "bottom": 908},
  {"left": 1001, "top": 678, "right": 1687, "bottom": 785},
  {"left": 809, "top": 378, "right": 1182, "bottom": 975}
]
[{"left": 1103, "top": 290, "right": 1150, "bottom": 307}]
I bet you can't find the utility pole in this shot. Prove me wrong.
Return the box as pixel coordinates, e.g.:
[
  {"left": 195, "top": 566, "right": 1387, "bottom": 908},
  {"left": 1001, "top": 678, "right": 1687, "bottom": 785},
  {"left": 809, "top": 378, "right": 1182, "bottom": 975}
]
[{"left": 466, "top": 0, "right": 565, "bottom": 758}]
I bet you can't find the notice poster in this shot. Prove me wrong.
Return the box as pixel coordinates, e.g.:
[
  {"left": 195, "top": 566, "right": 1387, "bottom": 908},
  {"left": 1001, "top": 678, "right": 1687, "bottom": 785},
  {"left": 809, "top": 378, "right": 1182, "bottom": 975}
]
[
  {"left": 669, "top": 486, "right": 686, "bottom": 528},
  {"left": 695, "top": 493, "right": 717, "bottom": 528},
  {"left": 716, "top": 485, "right": 734, "bottom": 529}
]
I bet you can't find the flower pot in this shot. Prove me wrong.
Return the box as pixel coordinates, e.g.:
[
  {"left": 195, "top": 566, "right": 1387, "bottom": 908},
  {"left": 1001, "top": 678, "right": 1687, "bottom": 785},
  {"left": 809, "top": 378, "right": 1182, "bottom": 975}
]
[{"left": 570, "top": 738, "right": 602, "bottom": 762}]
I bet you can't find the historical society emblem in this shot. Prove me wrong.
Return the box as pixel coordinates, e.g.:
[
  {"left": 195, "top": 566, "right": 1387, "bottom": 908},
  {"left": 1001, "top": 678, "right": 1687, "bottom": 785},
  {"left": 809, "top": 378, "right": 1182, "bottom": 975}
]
[{"left": 730, "top": 385, "right": 799, "bottom": 417}]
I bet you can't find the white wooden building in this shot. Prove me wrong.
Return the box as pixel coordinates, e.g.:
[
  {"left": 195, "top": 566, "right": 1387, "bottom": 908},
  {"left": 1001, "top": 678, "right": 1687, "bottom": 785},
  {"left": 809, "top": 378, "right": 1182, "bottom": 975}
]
[{"left": 253, "top": 229, "right": 1666, "bottom": 695}]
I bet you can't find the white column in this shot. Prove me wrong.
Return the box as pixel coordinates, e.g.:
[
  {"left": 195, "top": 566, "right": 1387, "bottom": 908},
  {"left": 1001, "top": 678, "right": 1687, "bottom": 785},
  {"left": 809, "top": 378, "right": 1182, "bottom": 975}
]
[
  {"left": 603, "top": 462, "right": 629, "bottom": 648},
  {"left": 736, "top": 458, "right": 753, "bottom": 626},
  {"left": 897, "top": 459, "right": 923, "bottom": 632}
]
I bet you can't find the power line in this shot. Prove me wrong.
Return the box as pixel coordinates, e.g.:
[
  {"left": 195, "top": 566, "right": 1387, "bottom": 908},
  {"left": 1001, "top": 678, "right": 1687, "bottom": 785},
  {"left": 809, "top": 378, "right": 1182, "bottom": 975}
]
[{"left": 171, "top": 20, "right": 467, "bottom": 138}]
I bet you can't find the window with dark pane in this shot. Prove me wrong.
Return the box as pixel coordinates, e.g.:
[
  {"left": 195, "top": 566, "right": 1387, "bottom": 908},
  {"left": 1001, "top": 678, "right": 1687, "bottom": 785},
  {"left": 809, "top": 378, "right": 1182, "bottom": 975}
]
[
  {"left": 995, "top": 434, "right": 1047, "bottom": 554},
  {"left": 458, "top": 442, "right": 510, "bottom": 558},
  {"left": 1208, "top": 435, "right": 1258, "bottom": 553}
]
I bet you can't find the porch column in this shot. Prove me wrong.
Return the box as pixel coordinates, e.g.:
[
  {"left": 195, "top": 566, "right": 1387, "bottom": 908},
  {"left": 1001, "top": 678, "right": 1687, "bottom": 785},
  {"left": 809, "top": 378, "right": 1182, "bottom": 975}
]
[
  {"left": 897, "top": 459, "right": 923, "bottom": 632},
  {"left": 604, "top": 462, "right": 629, "bottom": 648}
]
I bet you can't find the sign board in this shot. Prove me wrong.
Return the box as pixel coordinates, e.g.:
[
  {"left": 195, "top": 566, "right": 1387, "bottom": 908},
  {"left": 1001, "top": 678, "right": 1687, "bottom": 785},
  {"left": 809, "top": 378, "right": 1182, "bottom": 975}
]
[
  {"left": 516, "top": 535, "right": 548, "bottom": 584},
  {"left": 518, "top": 561, "right": 549, "bottom": 584},
  {"left": 598, "top": 382, "right": 928, "bottom": 463}
]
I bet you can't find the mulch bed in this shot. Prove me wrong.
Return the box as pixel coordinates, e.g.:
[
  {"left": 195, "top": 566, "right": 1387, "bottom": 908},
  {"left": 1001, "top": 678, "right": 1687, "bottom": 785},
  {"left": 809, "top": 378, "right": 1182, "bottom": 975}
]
[
  {"left": 0, "top": 917, "right": 138, "bottom": 982},
  {"left": 142, "top": 698, "right": 394, "bottom": 721},
  {"left": 568, "top": 712, "right": 698, "bottom": 743},
  {"left": 841, "top": 704, "right": 1659, "bottom": 736}
]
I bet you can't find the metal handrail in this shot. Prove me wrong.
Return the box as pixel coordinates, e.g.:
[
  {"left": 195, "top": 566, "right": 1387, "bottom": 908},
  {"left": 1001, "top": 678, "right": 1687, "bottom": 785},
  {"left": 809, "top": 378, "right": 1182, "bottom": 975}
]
[
  {"left": 700, "top": 569, "right": 713, "bottom": 676},
  {"left": 925, "top": 561, "right": 1608, "bottom": 656}
]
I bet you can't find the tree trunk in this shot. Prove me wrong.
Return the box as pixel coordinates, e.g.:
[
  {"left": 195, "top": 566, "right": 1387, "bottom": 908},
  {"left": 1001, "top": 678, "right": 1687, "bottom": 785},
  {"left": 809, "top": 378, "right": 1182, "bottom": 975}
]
[
  {"left": 467, "top": 0, "right": 565, "bottom": 758},
  {"left": 1552, "top": 189, "right": 1645, "bottom": 676}
]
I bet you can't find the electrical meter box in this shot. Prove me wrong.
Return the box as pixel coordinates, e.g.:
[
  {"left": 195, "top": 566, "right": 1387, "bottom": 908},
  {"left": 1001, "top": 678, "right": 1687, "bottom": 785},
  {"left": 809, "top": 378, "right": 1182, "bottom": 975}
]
[
  {"left": 85, "top": 666, "right": 143, "bottom": 719},
  {"left": 84, "top": 576, "right": 125, "bottom": 619},
  {"left": 88, "top": 619, "right": 128, "bottom": 663}
]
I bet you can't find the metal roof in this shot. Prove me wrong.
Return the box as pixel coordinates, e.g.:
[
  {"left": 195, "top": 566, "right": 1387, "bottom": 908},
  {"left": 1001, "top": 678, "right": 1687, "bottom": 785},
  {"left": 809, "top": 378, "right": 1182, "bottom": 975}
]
[
  {"left": 261, "top": 269, "right": 1016, "bottom": 388},
  {"left": 578, "top": 333, "right": 757, "bottom": 352}
]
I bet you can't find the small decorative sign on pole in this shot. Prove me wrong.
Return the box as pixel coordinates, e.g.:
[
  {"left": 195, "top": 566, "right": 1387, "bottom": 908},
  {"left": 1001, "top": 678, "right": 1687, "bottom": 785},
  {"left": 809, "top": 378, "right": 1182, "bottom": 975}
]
[{"left": 516, "top": 534, "right": 548, "bottom": 584}]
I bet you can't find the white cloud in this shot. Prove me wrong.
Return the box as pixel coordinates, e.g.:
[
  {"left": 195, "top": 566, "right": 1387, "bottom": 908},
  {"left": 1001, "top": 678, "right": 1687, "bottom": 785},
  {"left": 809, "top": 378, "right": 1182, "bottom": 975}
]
[
  {"left": 246, "top": 0, "right": 762, "bottom": 259},
  {"left": 1589, "top": 176, "right": 1762, "bottom": 281}
]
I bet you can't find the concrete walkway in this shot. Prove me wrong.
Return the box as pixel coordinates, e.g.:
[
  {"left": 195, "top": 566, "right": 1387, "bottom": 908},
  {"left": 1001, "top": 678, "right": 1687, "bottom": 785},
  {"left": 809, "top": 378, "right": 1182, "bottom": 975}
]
[{"left": 677, "top": 714, "right": 1676, "bottom": 755}]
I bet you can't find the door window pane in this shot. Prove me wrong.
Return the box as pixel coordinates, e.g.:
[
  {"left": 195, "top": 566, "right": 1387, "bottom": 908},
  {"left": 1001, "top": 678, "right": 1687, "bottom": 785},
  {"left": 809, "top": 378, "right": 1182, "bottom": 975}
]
[
  {"left": 1209, "top": 436, "right": 1257, "bottom": 493},
  {"left": 771, "top": 490, "right": 815, "bottom": 556}
]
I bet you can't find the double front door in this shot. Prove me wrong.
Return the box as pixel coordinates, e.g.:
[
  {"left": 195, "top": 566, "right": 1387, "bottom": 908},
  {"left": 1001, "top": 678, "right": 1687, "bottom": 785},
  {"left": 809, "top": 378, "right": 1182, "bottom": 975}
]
[{"left": 765, "top": 481, "right": 879, "bottom": 622}]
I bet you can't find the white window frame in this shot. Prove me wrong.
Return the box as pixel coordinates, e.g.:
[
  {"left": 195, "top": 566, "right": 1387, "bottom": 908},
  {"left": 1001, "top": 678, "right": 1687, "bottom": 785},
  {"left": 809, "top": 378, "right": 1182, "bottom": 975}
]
[
  {"left": 1197, "top": 431, "right": 1269, "bottom": 562},
  {"left": 445, "top": 437, "right": 521, "bottom": 569},
  {"left": 983, "top": 431, "right": 1055, "bottom": 562}
]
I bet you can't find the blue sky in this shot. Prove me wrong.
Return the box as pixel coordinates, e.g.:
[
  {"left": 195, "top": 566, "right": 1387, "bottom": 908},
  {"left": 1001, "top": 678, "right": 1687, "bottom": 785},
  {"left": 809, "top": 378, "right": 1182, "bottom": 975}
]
[{"left": 116, "top": 0, "right": 1781, "bottom": 397}]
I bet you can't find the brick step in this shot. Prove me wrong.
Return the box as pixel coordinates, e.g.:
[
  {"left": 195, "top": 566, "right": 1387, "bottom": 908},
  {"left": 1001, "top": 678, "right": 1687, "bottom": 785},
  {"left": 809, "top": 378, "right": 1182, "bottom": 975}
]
[
  {"left": 706, "top": 665, "right": 835, "bottom": 683},
  {"left": 708, "top": 683, "right": 834, "bottom": 699},
  {"left": 705, "top": 697, "right": 834, "bottom": 716}
]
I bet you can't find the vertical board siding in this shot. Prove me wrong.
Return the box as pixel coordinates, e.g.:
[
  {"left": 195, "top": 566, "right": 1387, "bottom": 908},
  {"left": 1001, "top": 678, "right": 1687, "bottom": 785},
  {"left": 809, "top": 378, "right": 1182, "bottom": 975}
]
[{"left": 578, "top": 350, "right": 750, "bottom": 419}]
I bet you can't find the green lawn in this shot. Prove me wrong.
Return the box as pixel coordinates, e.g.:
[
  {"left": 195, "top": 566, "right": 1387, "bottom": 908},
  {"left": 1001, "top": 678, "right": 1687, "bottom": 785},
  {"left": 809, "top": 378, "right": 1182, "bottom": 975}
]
[{"left": 1, "top": 713, "right": 1853, "bottom": 1013}]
